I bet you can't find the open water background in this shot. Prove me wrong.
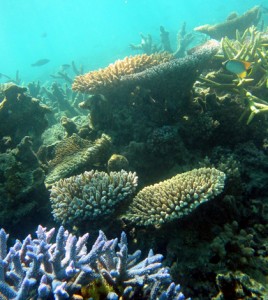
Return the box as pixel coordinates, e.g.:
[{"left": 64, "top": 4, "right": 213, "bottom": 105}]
[{"left": 0, "top": 0, "right": 266, "bottom": 82}]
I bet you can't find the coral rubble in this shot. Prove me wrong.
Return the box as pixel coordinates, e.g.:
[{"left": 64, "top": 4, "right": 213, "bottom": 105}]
[
  {"left": 0, "top": 225, "right": 187, "bottom": 300},
  {"left": 50, "top": 170, "right": 138, "bottom": 226},
  {"left": 125, "top": 167, "right": 225, "bottom": 226}
]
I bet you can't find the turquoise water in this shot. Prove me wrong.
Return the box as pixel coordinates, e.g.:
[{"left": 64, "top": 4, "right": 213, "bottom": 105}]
[{"left": 0, "top": 0, "right": 265, "bottom": 82}]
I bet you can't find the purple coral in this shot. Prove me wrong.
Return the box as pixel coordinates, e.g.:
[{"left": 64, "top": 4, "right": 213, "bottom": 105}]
[{"left": 0, "top": 226, "right": 189, "bottom": 300}]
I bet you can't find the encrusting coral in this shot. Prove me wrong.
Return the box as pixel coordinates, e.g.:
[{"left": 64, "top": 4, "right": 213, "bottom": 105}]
[
  {"left": 125, "top": 167, "right": 225, "bottom": 226},
  {"left": 0, "top": 225, "right": 188, "bottom": 300},
  {"left": 72, "top": 52, "right": 174, "bottom": 95},
  {"left": 50, "top": 170, "right": 138, "bottom": 226}
]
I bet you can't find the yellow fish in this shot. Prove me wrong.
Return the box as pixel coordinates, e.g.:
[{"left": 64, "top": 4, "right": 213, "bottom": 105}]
[{"left": 223, "top": 59, "right": 252, "bottom": 78}]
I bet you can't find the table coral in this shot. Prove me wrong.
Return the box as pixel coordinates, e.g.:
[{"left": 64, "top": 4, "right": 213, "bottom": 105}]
[
  {"left": 74, "top": 40, "right": 219, "bottom": 101},
  {"left": 72, "top": 52, "right": 174, "bottom": 95},
  {"left": 125, "top": 167, "right": 225, "bottom": 226},
  {"left": 0, "top": 225, "right": 187, "bottom": 299},
  {"left": 50, "top": 170, "right": 138, "bottom": 226}
]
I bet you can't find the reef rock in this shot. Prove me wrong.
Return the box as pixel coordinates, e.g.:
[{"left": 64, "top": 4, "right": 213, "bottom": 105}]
[
  {"left": 0, "top": 83, "right": 50, "bottom": 151},
  {"left": 0, "top": 136, "right": 49, "bottom": 236}
]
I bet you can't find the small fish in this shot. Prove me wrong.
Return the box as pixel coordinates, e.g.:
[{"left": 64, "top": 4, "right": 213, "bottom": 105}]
[
  {"left": 223, "top": 59, "right": 252, "bottom": 78},
  {"left": 31, "top": 59, "right": 50, "bottom": 67},
  {"left": 60, "top": 64, "right": 71, "bottom": 70}
]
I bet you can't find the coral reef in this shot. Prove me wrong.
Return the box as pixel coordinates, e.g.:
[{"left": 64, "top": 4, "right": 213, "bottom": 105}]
[
  {"left": 72, "top": 52, "right": 174, "bottom": 95},
  {"left": 0, "top": 225, "right": 187, "bottom": 300},
  {"left": 76, "top": 40, "right": 220, "bottom": 157},
  {"left": 194, "top": 6, "right": 261, "bottom": 39},
  {"left": 107, "top": 154, "right": 129, "bottom": 172},
  {"left": 50, "top": 170, "right": 138, "bottom": 227},
  {"left": 181, "top": 87, "right": 267, "bottom": 150},
  {"left": 213, "top": 271, "right": 267, "bottom": 299},
  {"left": 129, "top": 33, "right": 157, "bottom": 54},
  {"left": 174, "top": 22, "right": 196, "bottom": 58},
  {"left": 0, "top": 136, "right": 49, "bottom": 237},
  {"left": 0, "top": 83, "right": 50, "bottom": 150},
  {"left": 60, "top": 116, "right": 78, "bottom": 137},
  {"left": 125, "top": 167, "right": 225, "bottom": 226},
  {"left": 210, "top": 221, "right": 268, "bottom": 279},
  {"left": 41, "top": 82, "right": 83, "bottom": 119},
  {"left": 198, "top": 24, "right": 268, "bottom": 124},
  {"left": 74, "top": 40, "right": 219, "bottom": 100},
  {"left": 45, "top": 133, "right": 112, "bottom": 186},
  {"left": 130, "top": 24, "right": 197, "bottom": 58}
]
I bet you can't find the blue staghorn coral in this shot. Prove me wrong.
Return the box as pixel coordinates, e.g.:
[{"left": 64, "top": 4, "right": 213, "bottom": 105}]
[{"left": 0, "top": 225, "right": 189, "bottom": 300}]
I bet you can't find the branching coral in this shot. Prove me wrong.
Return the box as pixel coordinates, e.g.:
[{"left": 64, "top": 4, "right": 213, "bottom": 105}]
[
  {"left": 50, "top": 170, "right": 138, "bottom": 226},
  {"left": 125, "top": 167, "right": 225, "bottom": 226},
  {"left": 210, "top": 221, "right": 268, "bottom": 275},
  {"left": 199, "top": 26, "right": 268, "bottom": 124},
  {"left": 194, "top": 6, "right": 261, "bottom": 40},
  {"left": 72, "top": 53, "right": 174, "bottom": 95},
  {"left": 200, "top": 26, "right": 268, "bottom": 89},
  {"left": 213, "top": 271, "right": 267, "bottom": 299},
  {"left": 0, "top": 225, "right": 187, "bottom": 300}
]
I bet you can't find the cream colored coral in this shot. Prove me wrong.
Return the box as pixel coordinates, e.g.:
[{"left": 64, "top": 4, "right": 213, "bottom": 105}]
[
  {"left": 125, "top": 167, "right": 225, "bottom": 226},
  {"left": 50, "top": 170, "right": 138, "bottom": 226}
]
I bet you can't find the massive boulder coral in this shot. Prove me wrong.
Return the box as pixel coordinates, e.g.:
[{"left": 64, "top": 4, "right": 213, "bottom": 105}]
[
  {"left": 50, "top": 170, "right": 138, "bottom": 226},
  {"left": 45, "top": 133, "right": 112, "bottom": 185},
  {"left": 0, "top": 225, "right": 187, "bottom": 300},
  {"left": 125, "top": 167, "right": 225, "bottom": 226}
]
